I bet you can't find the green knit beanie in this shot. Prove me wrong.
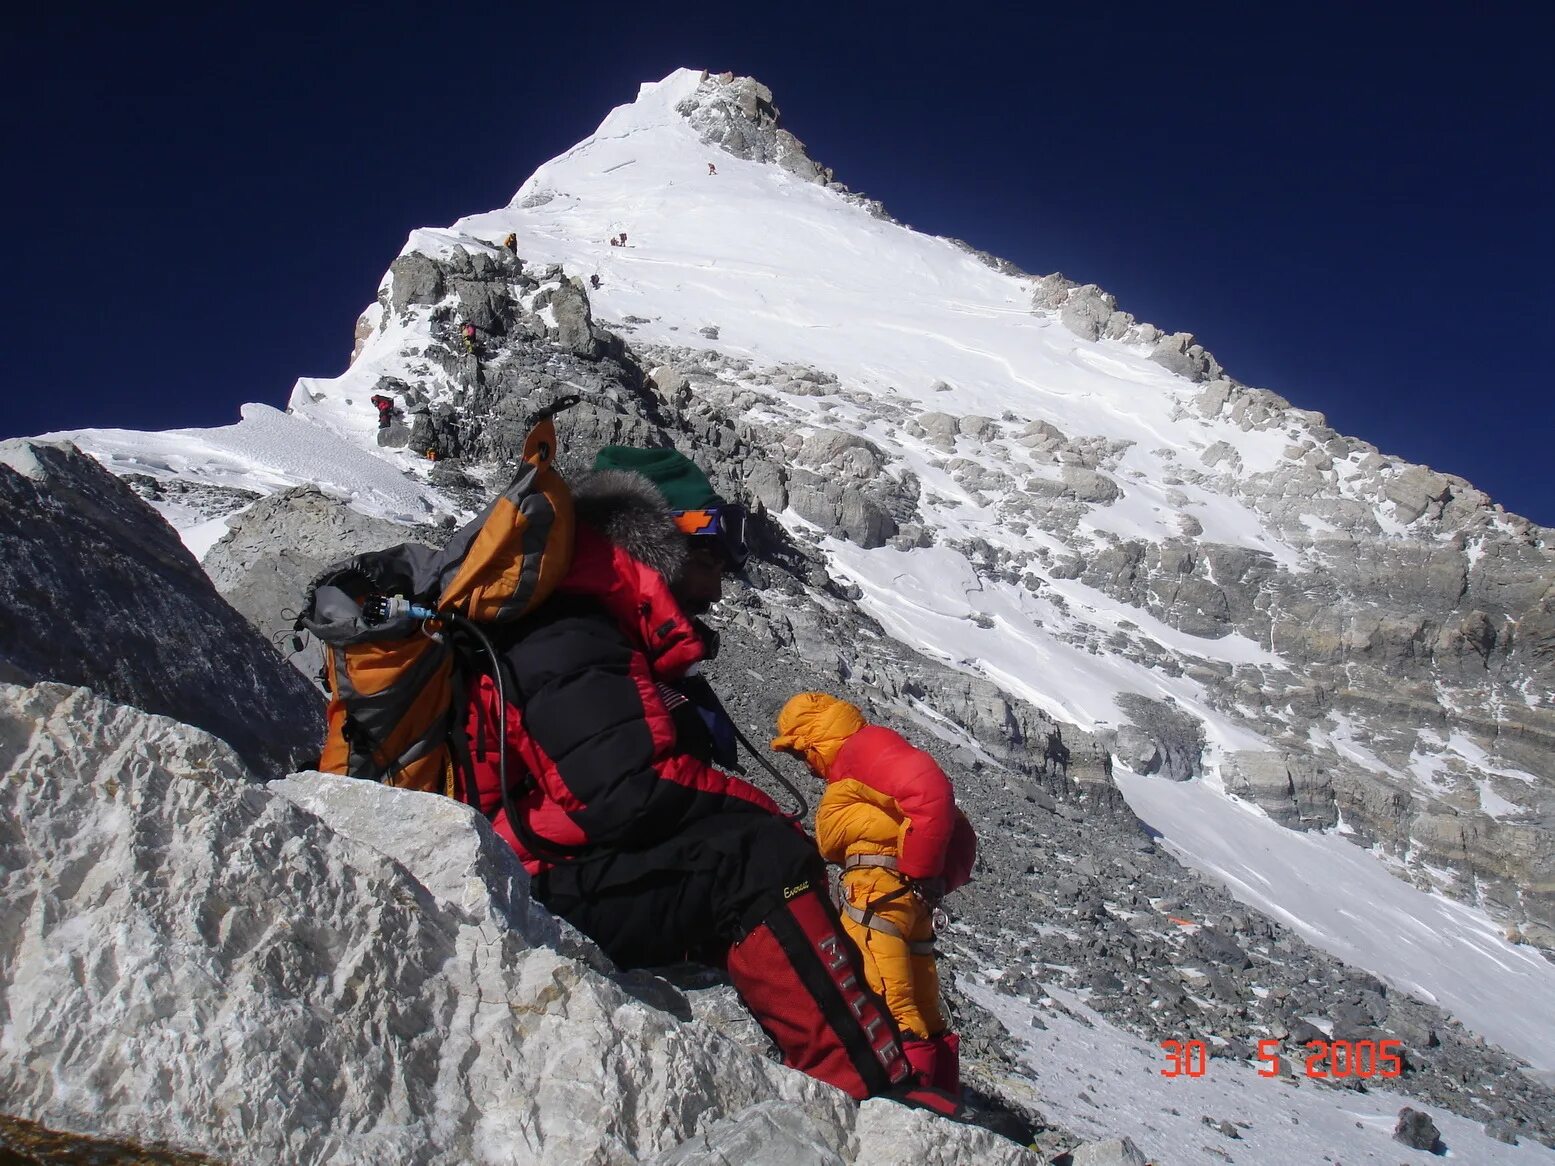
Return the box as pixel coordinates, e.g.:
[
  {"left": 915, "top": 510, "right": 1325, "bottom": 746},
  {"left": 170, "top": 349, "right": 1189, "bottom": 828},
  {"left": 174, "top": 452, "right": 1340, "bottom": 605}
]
[{"left": 593, "top": 446, "right": 723, "bottom": 511}]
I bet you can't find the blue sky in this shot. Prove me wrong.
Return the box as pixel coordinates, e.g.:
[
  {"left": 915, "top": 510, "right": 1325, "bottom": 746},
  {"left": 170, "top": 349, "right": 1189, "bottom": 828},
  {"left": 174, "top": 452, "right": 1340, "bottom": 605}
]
[{"left": 5, "top": 3, "right": 1551, "bottom": 524}]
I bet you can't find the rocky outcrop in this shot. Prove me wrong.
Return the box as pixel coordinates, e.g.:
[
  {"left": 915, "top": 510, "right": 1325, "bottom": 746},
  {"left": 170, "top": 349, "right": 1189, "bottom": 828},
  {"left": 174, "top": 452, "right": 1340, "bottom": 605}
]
[
  {"left": 0, "top": 681, "right": 1034, "bottom": 1166},
  {"left": 1109, "top": 695, "right": 1205, "bottom": 783},
  {"left": 202, "top": 484, "right": 441, "bottom": 653},
  {"left": 0, "top": 440, "right": 321, "bottom": 775},
  {"left": 674, "top": 73, "right": 900, "bottom": 222},
  {"left": 677, "top": 73, "right": 833, "bottom": 184},
  {"left": 1221, "top": 750, "right": 1338, "bottom": 828}
]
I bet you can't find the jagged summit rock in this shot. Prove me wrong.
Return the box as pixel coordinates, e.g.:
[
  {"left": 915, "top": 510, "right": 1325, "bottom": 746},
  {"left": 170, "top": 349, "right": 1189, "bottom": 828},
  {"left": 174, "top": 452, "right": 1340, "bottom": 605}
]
[{"left": 676, "top": 71, "right": 834, "bottom": 185}]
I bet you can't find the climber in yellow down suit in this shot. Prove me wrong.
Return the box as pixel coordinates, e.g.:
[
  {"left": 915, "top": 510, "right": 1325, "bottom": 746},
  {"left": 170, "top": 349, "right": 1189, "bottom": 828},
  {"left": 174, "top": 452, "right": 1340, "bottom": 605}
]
[{"left": 772, "top": 692, "right": 977, "bottom": 1096}]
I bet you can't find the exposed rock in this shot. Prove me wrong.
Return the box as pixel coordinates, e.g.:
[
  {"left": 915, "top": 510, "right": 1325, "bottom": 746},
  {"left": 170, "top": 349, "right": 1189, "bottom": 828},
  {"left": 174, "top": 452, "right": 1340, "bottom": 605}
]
[
  {"left": 387, "top": 251, "right": 444, "bottom": 314},
  {"left": 1384, "top": 465, "right": 1454, "bottom": 524},
  {"left": 915, "top": 411, "right": 962, "bottom": 449},
  {"left": 1393, "top": 1106, "right": 1443, "bottom": 1152},
  {"left": 1111, "top": 694, "right": 1205, "bottom": 782},
  {"left": 202, "top": 485, "right": 433, "bottom": 653},
  {"left": 1221, "top": 751, "right": 1338, "bottom": 828},
  {"left": 531, "top": 275, "right": 606, "bottom": 358},
  {"left": 1059, "top": 285, "right": 1120, "bottom": 342},
  {"left": 1031, "top": 272, "right": 1077, "bottom": 311},
  {"left": 0, "top": 682, "right": 1019, "bottom": 1165},
  {"left": 787, "top": 467, "right": 900, "bottom": 548},
  {"left": 1061, "top": 467, "right": 1122, "bottom": 505},
  {"left": 677, "top": 73, "right": 833, "bottom": 185},
  {"left": 0, "top": 441, "right": 321, "bottom": 776},
  {"left": 1064, "top": 1135, "right": 1148, "bottom": 1165},
  {"left": 650, "top": 365, "right": 690, "bottom": 397}
]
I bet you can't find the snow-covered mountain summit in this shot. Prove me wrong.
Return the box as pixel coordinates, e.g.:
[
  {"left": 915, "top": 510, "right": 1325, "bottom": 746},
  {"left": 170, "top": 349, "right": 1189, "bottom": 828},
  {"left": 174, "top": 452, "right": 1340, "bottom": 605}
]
[
  {"left": 288, "top": 67, "right": 1554, "bottom": 946},
  {"left": 33, "top": 67, "right": 1555, "bottom": 1160}
]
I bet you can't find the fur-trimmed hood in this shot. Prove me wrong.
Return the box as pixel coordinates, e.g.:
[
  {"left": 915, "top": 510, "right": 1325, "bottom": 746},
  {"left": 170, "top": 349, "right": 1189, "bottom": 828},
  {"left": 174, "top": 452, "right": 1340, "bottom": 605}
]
[{"left": 571, "top": 468, "right": 687, "bottom": 583}]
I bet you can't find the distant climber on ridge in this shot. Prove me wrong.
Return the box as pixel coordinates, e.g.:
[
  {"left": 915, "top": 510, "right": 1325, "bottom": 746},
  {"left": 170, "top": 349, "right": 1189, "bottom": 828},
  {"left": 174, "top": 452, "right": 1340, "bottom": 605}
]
[
  {"left": 707, "top": 162, "right": 717, "bottom": 176},
  {"left": 772, "top": 693, "right": 977, "bottom": 1098},
  {"left": 502, "top": 231, "right": 517, "bottom": 254},
  {"left": 370, "top": 394, "right": 396, "bottom": 430},
  {"left": 461, "top": 322, "right": 478, "bottom": 354},
  {"left": 589, "top": 274, "right": 601, "bottom": 290}
]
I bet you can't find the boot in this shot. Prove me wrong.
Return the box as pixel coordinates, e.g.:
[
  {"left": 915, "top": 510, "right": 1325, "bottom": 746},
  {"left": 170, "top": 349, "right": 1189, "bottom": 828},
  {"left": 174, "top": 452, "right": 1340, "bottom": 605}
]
[
  {"left": 930, "top": 1031, "right": 961, "bottom": 1096},
  {"left": 725, "top": 883, "right": 912, "bottom": 1099}
]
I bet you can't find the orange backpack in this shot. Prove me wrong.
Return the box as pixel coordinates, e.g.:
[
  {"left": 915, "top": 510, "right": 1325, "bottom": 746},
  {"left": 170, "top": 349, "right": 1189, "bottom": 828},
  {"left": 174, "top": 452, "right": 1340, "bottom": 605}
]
[{"left": 297, "top": 397, "right": 577, "bottom": 797}]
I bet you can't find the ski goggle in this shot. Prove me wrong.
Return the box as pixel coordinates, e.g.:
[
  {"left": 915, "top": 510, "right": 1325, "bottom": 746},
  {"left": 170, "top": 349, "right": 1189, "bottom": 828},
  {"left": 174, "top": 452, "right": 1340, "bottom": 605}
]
[{"left": 671, "top": 504, "right": 749, "bottom": 569}]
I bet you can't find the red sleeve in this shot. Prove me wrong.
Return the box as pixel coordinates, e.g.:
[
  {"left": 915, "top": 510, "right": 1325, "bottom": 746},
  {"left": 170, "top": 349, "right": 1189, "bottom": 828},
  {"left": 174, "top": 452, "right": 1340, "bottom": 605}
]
[{"left": 843, "top": 726, "right": 956, "bottom": 879}]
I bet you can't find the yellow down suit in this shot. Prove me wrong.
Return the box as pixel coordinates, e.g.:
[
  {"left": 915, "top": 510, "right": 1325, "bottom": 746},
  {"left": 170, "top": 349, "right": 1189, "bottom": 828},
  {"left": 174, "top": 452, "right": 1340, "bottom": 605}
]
[{"left": 772, "top": 694, "right": 976, "bottom": 1040}]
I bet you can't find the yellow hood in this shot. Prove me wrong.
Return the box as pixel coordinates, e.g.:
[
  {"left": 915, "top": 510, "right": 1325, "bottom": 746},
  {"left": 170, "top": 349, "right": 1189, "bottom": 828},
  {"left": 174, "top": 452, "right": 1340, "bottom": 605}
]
[{"left": 770, "top": 692, "right": 865, "bottom": 777}]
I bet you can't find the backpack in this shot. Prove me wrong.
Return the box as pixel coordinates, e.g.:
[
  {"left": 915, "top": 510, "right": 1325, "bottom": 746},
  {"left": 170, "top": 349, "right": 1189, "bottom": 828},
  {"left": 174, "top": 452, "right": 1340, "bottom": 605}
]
[{"left": 296, "top": 396, "right": 578, "bottom": 799}]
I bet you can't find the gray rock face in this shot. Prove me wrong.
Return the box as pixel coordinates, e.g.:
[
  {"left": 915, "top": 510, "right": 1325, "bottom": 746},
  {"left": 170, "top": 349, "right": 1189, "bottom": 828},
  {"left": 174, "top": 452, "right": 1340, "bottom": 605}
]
[
  {"left": 1149, "top": 331, "right": 1223, "bottom": 382},
  {"left": 676, "top": 73, "right": 832, "bottom": 184},
  {"left": 1393, "top": 1106, "right": 1443, "bottom": 1152},
  {"left": 202, "top": 484, "right": 442, "bottom": 657},
  {"left": 788, "top": 468, "right": 898, "bottom": 548},
  {"left": 1066, "top": 1136, "right": 1149, "bottom": 1166},
  {"left": 1110, "top": 694, "right": 1205, "bottom": 782},
  {"left": 531, "top": 274, "right": 605, "bottom": 357},
  {"left": 388, "top": 251, "right": 444, "bottom": 311},
  {"left": 0, "top": 682, "right": 1027, "bottom": 1165},
  {"left": 1059, "top": 285, "right": 1120, "bottom": 342},
  {"left": 1221, "top": 750, "right": 1338, "bottom": 828},
  {"left": 1031, "top": 272, "right": 1235, "bottom": 382},
  {"left": 0, "top": 441, "right": 321, "bottom": 776}
]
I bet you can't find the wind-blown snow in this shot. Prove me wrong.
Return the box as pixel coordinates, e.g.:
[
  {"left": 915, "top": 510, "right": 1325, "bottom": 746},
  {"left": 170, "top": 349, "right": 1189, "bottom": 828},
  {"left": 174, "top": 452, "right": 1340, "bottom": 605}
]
[
  {"left": 1115, "top": 768, "right": 1555, "bottom": 1081},
  {"left": 44, "top": 403, "right": 451, "bottom": 544}
]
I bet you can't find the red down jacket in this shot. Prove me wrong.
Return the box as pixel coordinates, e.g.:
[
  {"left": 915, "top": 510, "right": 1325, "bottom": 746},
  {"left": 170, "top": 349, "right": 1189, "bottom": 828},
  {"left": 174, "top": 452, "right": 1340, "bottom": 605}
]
[{"left": 465, "top": 522, "right": 779, "bottom": 875}]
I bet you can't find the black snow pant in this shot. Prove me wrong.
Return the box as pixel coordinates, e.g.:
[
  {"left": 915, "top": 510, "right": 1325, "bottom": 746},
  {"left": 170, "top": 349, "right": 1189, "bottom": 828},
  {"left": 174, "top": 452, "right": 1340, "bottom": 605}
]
[
  {"left": 533, "top": 810, "right": 821, "bottom": 967},
  {"left": 532, "top": 811, "right": 924, "bottom": 1101}
]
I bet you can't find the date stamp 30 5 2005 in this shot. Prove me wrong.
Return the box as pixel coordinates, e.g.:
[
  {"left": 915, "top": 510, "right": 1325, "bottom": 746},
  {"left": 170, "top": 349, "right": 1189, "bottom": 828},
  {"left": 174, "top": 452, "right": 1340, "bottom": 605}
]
[{"left": 1160, "top": 1038, "right": 1405, "bottom": 1080}]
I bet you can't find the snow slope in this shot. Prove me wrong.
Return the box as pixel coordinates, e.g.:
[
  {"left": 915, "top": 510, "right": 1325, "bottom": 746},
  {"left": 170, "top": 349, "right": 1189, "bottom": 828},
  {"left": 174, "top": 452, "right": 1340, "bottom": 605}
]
[
  {"left": 965, "top": 979, "right": 1555, "bottom": 1165},
  {"left": 45, "top": 402, "right": 453, "bottom": 543},
  {"left": 1116, "top": 768, "right": 1555, "bottom": 1081}
]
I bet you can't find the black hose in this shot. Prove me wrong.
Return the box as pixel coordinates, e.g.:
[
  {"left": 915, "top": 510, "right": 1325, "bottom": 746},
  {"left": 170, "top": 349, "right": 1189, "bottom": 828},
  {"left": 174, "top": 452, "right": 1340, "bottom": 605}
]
[
  {"left": 690, "top": 676, "right": 810, "bottom": 820},
  {"left": 443, "top": 613, "right": 520, "bottom": 844},
  {"left": 730, "top": 718, "right": 809, "bottom": 821}
]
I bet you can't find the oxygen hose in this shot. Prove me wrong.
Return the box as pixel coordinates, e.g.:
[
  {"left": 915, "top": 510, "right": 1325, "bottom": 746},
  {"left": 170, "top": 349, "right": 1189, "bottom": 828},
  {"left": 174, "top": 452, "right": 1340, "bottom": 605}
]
[
  {"left": 361, "top": 597, "right": 518, "bottom": 837},
  {"left": 732, "top": 720, "right": 810, "bottom": 821}
]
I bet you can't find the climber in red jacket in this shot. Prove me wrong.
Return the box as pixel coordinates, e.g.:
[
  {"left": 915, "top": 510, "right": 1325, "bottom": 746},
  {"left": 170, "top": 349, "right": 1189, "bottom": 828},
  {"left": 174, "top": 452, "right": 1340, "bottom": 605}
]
[
  {"left": 370, "top": 394, "right": 396, "bottom": 430},
  {"left": 463, "top": 447, "right": 963, "bottom": 1116}
]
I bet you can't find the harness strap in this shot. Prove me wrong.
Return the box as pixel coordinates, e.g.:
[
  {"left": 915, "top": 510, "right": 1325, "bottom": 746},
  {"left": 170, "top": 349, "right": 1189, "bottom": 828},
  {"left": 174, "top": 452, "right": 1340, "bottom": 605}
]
[
  {"left": 835, "top": 863, "right": 937, "bottom": 954},
  {"left": 839, "top": 898, "right": 936, "bottom": 955},
  {"left": 843, "top": 854, "right": 900, "bottom": 871}
]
